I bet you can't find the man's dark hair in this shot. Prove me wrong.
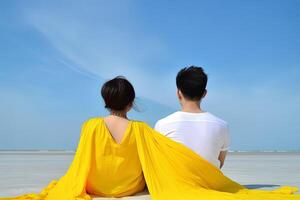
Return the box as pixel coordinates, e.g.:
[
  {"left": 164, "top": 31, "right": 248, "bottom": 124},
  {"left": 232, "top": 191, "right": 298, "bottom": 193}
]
[
  {"left": 101, "top": 76, "right": 135, "bottom": 111},
  {"left": 176, "top": 66, "right": 207, "bottom": 101}
]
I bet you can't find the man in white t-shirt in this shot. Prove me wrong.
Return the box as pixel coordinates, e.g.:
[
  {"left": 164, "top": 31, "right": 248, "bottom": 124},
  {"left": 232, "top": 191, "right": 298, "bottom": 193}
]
[{"left": 155, "top": 66, "right": 230, "bottom": 168}]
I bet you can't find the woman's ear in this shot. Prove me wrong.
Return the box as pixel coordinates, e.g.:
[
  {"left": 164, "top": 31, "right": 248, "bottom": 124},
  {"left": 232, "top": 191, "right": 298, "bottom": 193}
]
[{"left": 126, "top": 103, "right": 133, "bottom": 112}]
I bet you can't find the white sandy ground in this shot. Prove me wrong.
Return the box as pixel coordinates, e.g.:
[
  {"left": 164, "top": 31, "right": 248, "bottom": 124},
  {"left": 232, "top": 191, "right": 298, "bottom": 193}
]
[{"left": 0, "top": 152, "right": 299, "bottom": 199}]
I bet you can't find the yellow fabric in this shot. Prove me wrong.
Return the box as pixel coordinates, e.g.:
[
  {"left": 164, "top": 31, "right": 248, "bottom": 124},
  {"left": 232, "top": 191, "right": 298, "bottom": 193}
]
[{"left": 1, "top": 117, "right": 299, "bottom": 200}]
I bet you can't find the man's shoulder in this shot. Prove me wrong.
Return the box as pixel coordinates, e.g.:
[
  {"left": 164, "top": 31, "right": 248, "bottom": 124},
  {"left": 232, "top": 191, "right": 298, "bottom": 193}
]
[
  {"left": 204, "top": 113, "right": 228, "bottom": 128},
  {"left": 155, "top": 111, "right": 229, "bottom": 130},
  {"left": 154, "top": 112, "right": 181, "bottom": 131},
  {"left": 156, "top": 112, "right": 180, "bottom": 125}
]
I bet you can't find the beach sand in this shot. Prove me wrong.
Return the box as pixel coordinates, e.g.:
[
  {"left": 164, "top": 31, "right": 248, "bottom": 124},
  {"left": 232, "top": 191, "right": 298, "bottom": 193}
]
[{"left": 0, "top": 151, "right": 299, "bottom": 199}]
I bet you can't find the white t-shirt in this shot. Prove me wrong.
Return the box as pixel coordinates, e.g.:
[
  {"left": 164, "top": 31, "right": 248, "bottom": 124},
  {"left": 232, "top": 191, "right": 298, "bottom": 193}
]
[{"left": 154, "top": 111, "right": 230, "bottom": 168}]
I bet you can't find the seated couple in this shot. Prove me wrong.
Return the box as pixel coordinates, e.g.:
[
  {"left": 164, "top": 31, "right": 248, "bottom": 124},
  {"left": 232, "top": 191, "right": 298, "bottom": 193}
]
[{"left": 3, "top": 66, "right": 299, "bottom": 200}]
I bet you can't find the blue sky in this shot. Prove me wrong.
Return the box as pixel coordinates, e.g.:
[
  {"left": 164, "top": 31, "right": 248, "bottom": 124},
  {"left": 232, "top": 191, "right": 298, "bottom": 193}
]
[{"left": 0, "top": 0, "right": 299, "bottom": 151}]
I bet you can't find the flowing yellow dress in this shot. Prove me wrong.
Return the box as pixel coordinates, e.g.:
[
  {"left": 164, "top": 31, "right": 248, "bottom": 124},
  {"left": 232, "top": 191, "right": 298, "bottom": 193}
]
[{"left": 1, "top": 117, "right": 299, "bottom": 200}]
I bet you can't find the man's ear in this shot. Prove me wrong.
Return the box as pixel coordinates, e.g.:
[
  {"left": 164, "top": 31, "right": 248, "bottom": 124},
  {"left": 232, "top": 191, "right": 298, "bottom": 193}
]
[
  {"left": 177, "top": 89, "right": 182, "bottom": 100},
  {"left": 202, "top": 89, "right": 207, "bottom": 98}
]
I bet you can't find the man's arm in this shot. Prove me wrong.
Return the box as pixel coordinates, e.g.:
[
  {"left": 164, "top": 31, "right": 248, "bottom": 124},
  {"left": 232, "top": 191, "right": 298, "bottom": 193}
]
[
  {"left": 219, "top": 124, "right": 230, "bottom": 169},
  {"left": 218, "top": 150, "right": 227, "bottom": 169}
]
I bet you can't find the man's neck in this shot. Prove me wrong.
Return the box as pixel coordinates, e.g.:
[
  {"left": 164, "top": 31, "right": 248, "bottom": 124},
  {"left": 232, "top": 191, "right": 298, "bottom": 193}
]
[{"left": 181, "top": 101, "right": 204, "bottom": 113}]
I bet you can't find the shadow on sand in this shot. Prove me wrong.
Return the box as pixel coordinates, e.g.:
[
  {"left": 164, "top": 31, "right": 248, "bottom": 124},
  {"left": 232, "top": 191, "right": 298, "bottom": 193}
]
[{"left": 244, "top": 184, "right": 280, "bottom": 189}]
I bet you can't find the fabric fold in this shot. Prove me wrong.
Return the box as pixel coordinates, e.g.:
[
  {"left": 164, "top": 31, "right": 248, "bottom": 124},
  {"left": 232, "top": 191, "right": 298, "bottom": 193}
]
[
  {"left": 134, "top": 122, "right": 300, "bottom": 200},
  {"left": 1, "top": 119, "right": 299, "bottom": 200}
]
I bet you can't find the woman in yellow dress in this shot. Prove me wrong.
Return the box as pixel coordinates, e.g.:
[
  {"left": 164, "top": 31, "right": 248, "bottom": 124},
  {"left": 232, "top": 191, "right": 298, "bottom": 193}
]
[{"left": 2, "top": 76, "right": 299, "bottom": 200}]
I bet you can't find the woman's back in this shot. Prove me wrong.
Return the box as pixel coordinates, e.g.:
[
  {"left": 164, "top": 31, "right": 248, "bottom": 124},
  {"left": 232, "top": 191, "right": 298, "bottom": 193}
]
[
  {"left": 103, "top": 115, "right": 131, "bottom": 144},
  {"left": 85, "top": 117, "right": 145, "bottom": 197}
]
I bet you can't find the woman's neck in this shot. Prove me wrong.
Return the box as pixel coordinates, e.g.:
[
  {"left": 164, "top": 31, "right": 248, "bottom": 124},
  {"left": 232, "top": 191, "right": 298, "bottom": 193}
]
[{"left": 109, "top": 111, "right": 128, "bottom": 119}]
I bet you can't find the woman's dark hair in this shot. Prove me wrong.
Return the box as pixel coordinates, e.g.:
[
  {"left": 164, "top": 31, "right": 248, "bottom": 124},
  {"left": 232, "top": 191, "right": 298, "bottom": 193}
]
[
  {"left": 101, "top": 76, "right": 135, "bottom": 111},
  {"left": 176, "top": 66, "right": 207, "bottom": 101}
]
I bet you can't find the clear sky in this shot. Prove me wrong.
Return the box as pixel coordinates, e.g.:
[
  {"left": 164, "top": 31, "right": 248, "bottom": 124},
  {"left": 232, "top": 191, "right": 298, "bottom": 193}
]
[{"left": 0, "top": 0, "right": 299, "bottom": 151}]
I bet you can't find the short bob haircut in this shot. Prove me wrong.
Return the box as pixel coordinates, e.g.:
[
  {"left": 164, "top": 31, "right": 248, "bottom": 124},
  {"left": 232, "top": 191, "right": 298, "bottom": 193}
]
[
  {"left": 101, "top": 76, "right": 135, "bottom": 111},
  {"left": 176, "top": 66, "right": 207, "bottom": 101}
]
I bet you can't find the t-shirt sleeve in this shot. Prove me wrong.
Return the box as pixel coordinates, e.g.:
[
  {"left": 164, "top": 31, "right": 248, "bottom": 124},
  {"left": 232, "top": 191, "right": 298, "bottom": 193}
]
[
  {"left": 220, "top": 124, "right": 230, "bottom": 151},
  {"left": 154, "top": 121, "right": 161, "bottom": 132},
  {"left": 154, "top": 120, "right": 168, "bottom": 136}
]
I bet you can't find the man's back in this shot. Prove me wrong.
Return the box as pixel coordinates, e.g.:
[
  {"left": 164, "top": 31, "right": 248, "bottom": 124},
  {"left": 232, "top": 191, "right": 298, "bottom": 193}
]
[{"left": 155, "top": 111, "right": 230, "bottom": 168}]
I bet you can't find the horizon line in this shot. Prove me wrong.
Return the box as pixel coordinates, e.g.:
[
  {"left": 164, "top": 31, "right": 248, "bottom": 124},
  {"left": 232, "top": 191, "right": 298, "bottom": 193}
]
[{"left": 1, "top": 149, "right": 300, "bottom": 153}]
